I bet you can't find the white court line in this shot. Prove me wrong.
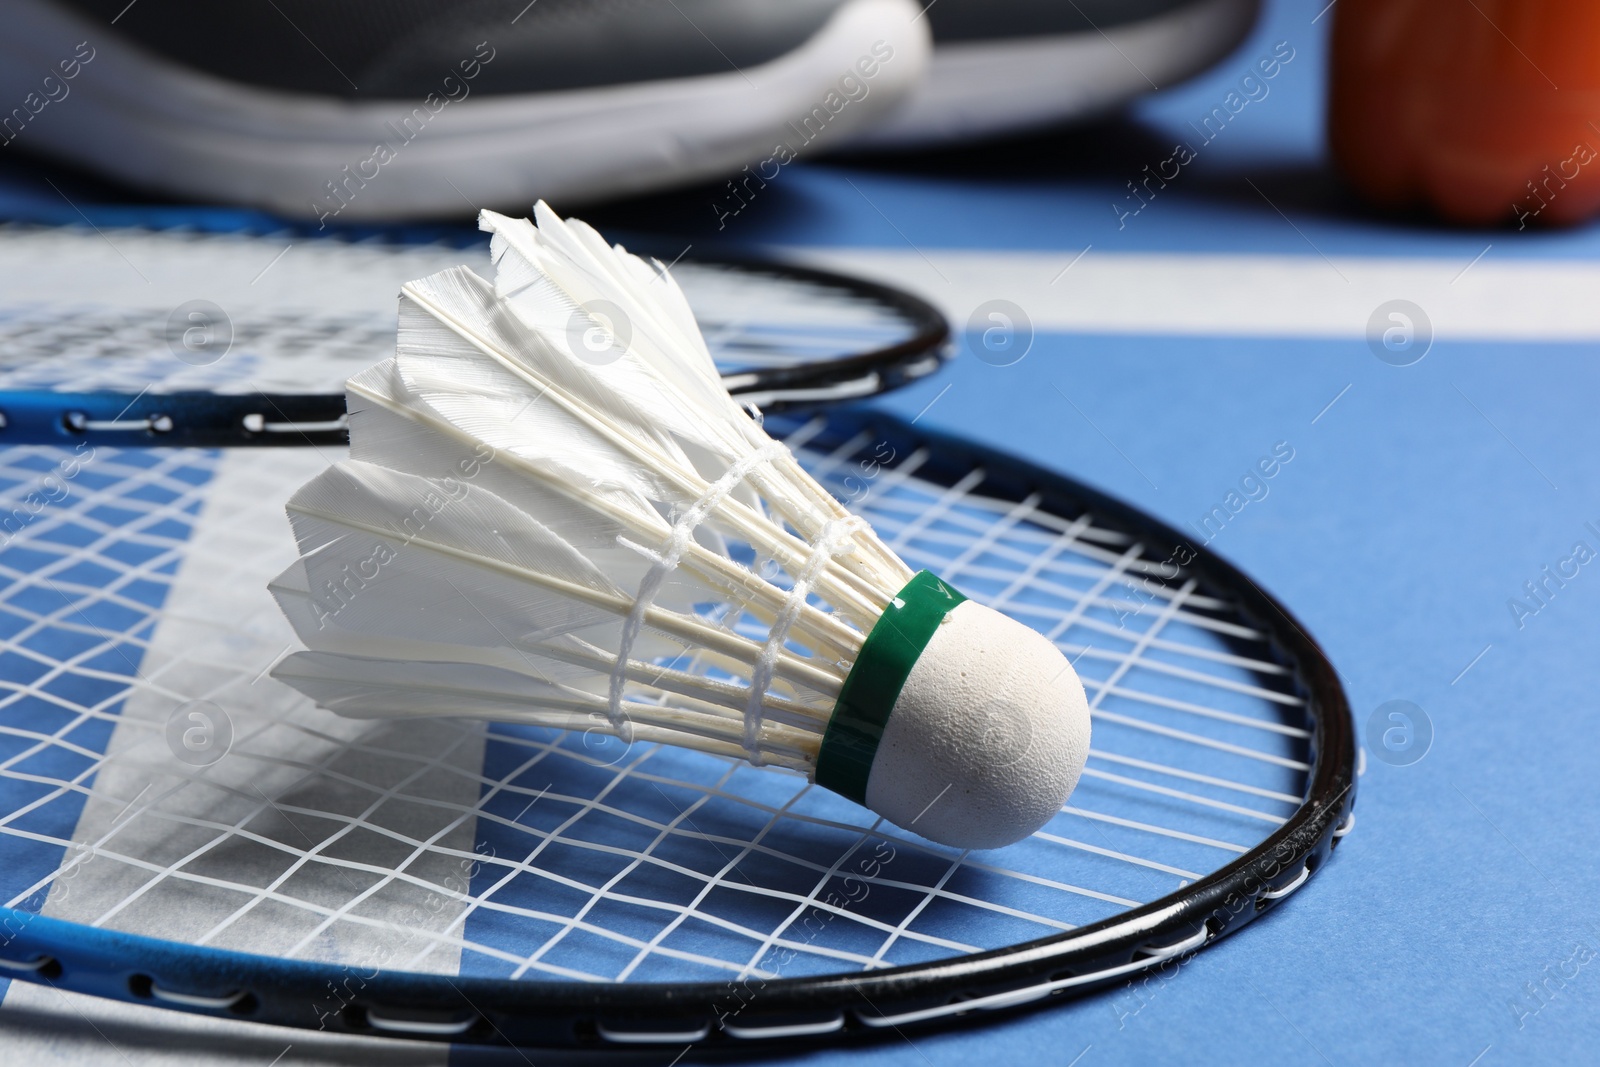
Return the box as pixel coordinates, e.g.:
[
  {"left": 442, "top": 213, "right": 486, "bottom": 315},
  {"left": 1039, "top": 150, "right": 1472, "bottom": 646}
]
[{"left": 786, "top": 248, "right": 1600, "bottom": 341}]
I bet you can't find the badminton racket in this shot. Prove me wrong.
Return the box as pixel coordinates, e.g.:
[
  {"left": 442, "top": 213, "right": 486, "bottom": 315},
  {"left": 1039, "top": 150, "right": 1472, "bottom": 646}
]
[
  {"left": 0, "top": 225, "right": 1355, "bottom": 1051},
  {"left": 0, "top": 228, "right": 948, "bottom": 446}
]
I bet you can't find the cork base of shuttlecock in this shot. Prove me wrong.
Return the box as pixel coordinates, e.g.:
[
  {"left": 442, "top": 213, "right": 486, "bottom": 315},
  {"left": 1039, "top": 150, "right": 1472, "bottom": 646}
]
[{"left": 864, "top": 601, "right": 1091, "bottom": 850}]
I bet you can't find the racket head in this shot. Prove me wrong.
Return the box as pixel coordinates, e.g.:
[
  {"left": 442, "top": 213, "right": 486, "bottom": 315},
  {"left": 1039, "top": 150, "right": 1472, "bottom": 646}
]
[
  {"left": 685, "top": 255, "right": 948, "bottom": 409},
  {"left": 0, "top": 402, "right": 1355, "bottom": 1049},
  {"left": 0, "top": 227, "right": 950, "bottom": 447}
]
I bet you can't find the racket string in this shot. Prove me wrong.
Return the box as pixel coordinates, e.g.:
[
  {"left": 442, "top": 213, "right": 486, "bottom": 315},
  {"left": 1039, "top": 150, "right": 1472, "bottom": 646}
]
[
  {"left": 0, "top": 429, "right": 1311, "bottom": 982},
  {"left": 0, "top": 254, "right": 931, "bottom": 400}
]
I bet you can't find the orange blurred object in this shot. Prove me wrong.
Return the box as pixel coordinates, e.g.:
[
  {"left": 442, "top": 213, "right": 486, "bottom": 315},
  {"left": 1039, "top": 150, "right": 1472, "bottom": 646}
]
[{"left": 1329, "top": 0, "right": 1600, "bottom": 228}]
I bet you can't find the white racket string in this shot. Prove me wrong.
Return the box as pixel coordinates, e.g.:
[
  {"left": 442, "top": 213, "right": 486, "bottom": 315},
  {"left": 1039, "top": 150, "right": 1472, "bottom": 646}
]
[{"left": 0, "top": 419, "right": 1309, "bottom": 987}]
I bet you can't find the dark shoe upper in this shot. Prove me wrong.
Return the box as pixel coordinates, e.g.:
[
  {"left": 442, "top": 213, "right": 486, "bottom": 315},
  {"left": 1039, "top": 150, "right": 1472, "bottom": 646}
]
[
  {"left": 56, "top": 0, "right": 857, "bottom": 97},
  {"left": 922, "top": 0, "right": 1218, "bottom": 43}
]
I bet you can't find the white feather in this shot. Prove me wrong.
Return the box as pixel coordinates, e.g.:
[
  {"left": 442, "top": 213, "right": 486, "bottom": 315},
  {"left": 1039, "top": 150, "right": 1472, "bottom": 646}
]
[{"left": 271, "top": 204, "right": 915, "bottom": 772}]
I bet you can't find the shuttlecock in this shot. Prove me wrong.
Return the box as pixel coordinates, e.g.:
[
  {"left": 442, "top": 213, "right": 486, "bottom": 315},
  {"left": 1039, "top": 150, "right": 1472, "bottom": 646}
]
[{"left": 268, "top": 203, "right": 1090, "bottom": 850}]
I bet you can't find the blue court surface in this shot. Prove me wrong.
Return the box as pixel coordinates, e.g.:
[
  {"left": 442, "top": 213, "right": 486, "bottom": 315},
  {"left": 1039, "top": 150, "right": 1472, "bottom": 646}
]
[{"left": 2, "top": 0, "right": 1598, "bottom": 1064}]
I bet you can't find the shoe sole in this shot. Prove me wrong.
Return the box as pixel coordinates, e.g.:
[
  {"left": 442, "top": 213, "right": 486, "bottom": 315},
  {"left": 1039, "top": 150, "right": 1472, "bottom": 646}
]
[
  {"left": 844, "top": 0, "right": 1261, "bottom": 148},
  {"left": 0, "top": 0, "right": 929, "bottom": 219}
]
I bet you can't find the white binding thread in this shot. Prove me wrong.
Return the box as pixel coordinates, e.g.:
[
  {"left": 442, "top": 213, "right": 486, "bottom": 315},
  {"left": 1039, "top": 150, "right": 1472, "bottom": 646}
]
[
  {"left": 742, "top": 516, "right": 862, "bottom": 765},
  {"left": 608, "top": 441, "right": 789, "bottom": 741}
]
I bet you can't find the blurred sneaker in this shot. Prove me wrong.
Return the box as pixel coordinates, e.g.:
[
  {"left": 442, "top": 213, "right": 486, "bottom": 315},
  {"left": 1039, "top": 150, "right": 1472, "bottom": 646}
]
[
  {"left": 1, "top": 0, "right": 929, "bottom": 220},
  {"left": 846, "top": 0, "right": 1260, "bottom": 148}
]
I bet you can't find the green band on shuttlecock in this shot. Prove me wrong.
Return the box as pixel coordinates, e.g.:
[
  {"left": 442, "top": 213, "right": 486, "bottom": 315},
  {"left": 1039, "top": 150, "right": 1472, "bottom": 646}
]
[{"left": 815, "top": 570, "right": 968, "bottom": 804}]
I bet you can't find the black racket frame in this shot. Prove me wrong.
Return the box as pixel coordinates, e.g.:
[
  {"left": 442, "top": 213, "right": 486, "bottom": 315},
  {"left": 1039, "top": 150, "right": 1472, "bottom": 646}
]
[
  {"left": 0, "top": 257, "right": 950, "bottom": 448},
  {"left": 0, "top": 406, "right": 1356, "bottom": 1052}
]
